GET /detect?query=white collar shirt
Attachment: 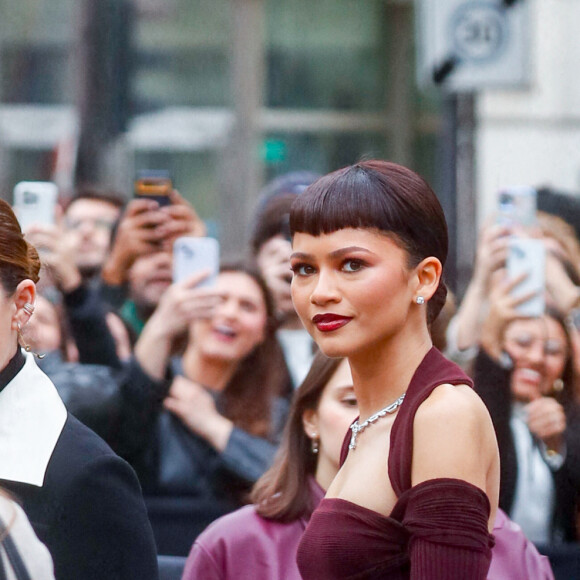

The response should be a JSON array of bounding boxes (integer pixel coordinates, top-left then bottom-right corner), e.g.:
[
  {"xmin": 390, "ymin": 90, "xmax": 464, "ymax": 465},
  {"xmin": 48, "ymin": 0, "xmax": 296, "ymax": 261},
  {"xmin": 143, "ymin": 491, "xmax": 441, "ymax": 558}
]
[
  {"xmin": 0, "ymin": 350, "xmax": 67, "ymax": 487},
  {"xmin": 509, "ymin": 403, "xmax": 555, "ymax": 544}
]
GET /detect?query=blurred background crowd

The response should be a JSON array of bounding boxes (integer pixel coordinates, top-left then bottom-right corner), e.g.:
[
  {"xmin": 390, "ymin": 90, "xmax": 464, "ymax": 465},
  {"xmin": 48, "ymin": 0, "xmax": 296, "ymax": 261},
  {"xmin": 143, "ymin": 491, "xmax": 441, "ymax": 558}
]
[{"xmin": 2, "ymin": 1, "xmax": 580, "ymax": 579}]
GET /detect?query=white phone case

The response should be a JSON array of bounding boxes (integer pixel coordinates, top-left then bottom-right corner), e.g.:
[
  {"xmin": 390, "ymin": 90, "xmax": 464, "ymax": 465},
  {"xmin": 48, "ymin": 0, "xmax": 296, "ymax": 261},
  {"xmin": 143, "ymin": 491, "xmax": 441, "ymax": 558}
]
[
  {"xmin": 13, "ymin": 181, "xmax": 58, "ymax": 231},
  {"xmin": 173, "ymin": 237, "xmax": 219, "ymax": 287},
  {"xmin": 507, "ymin": 237, "xmax": 545, "ymax": 317}
]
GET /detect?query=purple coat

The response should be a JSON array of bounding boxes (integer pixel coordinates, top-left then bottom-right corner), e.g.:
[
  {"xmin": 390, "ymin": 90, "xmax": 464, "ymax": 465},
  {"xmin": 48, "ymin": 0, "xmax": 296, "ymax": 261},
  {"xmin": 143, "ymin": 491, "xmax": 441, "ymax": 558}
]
[
  {"xmin": 488, "ymin": 509, "xmax": 554, "ymax": 580},
  {"xmin": 183, "ymin": 485, "xmax": 552, "ymax": 580},
  {"xmin": 183, "ymin": 481, "xmax": 324, "ymax": 580}
]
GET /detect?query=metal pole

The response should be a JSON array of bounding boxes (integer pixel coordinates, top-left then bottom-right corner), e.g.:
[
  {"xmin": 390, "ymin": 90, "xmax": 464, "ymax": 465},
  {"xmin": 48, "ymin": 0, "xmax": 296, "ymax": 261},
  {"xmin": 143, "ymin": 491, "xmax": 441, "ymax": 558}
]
[
  {"xmin": 220, "ymin": 0, "xmax": 265, "ymax": 258},
  {"xmin": 454, "ymin": 92, "xmax": 477, "ymax": 300},
  {"xmin": 435, "ymin": 93, "xmax": 458, "ymax": 295},
  {"xmin": 435, "ymin": 91, "xmax": 477, "ymax": 301},
  {"xmin": 75, "ymin": 0, "xmax": 132, "ymax": 187},
  {"xmin": 388, "ymin": 2, "xmax": 413, "ymax": 167}
]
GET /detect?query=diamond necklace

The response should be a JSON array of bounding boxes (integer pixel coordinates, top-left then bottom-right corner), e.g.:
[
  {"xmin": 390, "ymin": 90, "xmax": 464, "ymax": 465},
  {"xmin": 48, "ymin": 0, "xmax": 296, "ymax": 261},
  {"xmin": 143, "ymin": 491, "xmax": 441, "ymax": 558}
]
[{"xmin": 349, "ymin": 393, "xmax": 406, "ymax": 450}]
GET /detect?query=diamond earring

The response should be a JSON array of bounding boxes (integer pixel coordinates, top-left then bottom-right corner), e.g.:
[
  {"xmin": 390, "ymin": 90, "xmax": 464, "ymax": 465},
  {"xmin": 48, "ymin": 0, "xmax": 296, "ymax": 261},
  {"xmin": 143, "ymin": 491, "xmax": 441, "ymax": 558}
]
[
  {"xmin": 311, "ymin": 437, "xmax": 319, "ymax": 454},
  {"xmin": 415, "ymin": 296, "xmax": 425, "ymax": 305}
]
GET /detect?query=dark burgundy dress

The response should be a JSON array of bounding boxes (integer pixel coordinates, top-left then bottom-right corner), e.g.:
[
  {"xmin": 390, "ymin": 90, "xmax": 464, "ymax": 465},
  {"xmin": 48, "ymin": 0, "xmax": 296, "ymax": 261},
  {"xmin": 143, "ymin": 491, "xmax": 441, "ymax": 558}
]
[{"xmin": 296, "ymin": 347, "xmax": 494, "ymax": 579}]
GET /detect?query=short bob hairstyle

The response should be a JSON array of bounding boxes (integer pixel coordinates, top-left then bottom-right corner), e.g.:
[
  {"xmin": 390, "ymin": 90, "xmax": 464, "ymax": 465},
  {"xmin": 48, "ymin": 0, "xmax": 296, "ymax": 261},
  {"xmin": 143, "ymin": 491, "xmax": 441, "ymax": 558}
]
[{"xmin": 290, "ymin": 160, "xmax": 448, "ymax": 324}]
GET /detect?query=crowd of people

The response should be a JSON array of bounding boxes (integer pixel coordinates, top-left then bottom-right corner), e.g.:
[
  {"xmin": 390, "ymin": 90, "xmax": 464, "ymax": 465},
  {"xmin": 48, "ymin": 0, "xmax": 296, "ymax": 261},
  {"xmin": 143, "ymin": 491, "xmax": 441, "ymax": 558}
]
[{"xmin": 0, "ymin": 160, "xmax": 578, "ymax": 579}]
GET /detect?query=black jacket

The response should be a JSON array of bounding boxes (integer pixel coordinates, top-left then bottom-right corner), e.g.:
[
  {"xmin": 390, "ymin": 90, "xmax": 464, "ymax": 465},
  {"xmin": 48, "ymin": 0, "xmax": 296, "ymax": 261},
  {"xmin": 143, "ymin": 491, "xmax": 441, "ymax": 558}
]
[
  {"xmin": 0, "ymin": 350, "xmax": 158, "ymax": 580},
  {"xmin": 112, "ymin": 357, "xmax": 289, "ymax": 554},
  {"xmin": 3, "ymin": 414, "xmax": 159, "ymax": 580}
]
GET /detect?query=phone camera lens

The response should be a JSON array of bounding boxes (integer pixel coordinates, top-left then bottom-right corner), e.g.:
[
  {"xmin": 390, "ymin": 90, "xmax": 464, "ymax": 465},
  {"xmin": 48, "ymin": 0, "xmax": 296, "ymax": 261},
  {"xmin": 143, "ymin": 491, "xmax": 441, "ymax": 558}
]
[{"xmin": 499, "ymin": 192, "xmax": 513, "ymax": 206}]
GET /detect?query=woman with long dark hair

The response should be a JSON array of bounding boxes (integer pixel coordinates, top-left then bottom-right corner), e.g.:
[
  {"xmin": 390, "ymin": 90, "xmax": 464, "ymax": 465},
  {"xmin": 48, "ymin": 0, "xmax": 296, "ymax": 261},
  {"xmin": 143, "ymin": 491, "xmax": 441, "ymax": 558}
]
[
  {"xmin": 289, "ymin": 160, "xmax": 500, "ymax": 579},
  {"xmin": 474, "ymin": 275, "xmax": 580, "ymax": 544},
  {"xmin": 115, "ymin": 261, "xmax": 291, "ymax": 553}
]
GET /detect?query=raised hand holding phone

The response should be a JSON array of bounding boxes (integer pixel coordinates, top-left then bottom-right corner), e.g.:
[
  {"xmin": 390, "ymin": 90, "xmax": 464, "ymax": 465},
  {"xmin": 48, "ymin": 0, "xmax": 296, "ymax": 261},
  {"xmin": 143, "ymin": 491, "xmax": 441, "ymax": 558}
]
[
  {"xmin": 158, "ymin": 189, "xmax": 207, "ymax": 248},
  {"xmin": 480, "ymin": 268, "xmax": 537, "ymax": 361},
  {"xmin": 136, "ymin": 241, "xmax": 223, "ymax": 381}
]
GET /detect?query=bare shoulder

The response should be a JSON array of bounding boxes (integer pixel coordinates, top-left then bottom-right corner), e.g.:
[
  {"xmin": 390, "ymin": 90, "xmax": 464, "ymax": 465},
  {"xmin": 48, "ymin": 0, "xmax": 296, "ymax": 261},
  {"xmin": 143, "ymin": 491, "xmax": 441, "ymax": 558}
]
[
  {"xmin": 415, "ymin": 383, "xmax": 491, "ymax": 432},
  {"xmin": 412, "ymin": 384, "xmax": 496, "ymax": 488}
]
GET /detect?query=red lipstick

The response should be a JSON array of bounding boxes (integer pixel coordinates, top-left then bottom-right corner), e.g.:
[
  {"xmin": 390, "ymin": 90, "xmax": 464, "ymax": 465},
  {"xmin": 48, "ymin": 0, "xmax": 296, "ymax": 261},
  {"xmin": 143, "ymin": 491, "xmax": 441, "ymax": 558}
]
[{"xmin": 312, "ymin": 313, "xmax": 352, "ymax": 332}]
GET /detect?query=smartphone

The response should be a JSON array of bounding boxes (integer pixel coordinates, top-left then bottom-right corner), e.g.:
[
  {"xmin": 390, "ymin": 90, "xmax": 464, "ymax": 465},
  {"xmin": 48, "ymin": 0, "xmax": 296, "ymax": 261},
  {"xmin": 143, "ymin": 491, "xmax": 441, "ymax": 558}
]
[
  {"xmin": 173, "ymin": 236, "xmax": 219, "ymax": 287},
  {"xmin": 13, "ymin": 181, "xmax": 58, "ymax": 231},
  {"xmin": 507, "ymin": 237, "xmax": 545, "ymax": 317},
  {"xmin": 134, "ymin": 170, "xmax": 172, "ymax": 207},
  {"xmin": 496, "ymin": 186, "xmax": 537, "ymax": 228}
]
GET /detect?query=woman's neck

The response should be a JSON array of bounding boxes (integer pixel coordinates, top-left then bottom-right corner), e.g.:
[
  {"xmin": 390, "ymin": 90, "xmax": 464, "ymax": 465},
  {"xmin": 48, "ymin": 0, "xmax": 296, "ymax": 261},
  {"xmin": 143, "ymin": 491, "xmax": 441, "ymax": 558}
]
[
  {"xmin": 0, "ymin": 341, "xmax": 18, "ymax": 375},
  {"xmin": 314, "ymin": 455, "xmax": 338, "ymax": 492},
  {"xmin": 181, "ymin": 347, "xmax": 237, "ymax": 392},
  {"xmin": 349, "ymin": 323, "xmax": 433, "ymax": 421}
]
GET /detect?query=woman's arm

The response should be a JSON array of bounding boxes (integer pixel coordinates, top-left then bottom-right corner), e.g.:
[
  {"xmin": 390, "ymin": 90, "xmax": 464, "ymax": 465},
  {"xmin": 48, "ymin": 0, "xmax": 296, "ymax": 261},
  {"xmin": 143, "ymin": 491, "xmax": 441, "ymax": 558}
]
[
  {"xmin": 25, "ymin": 220, "xmax": 123, "ymax": 368},
  {"xmin": 101, "ymin": 191, "xmax": 207, "ymax": 288},
  {"xmin": 135, "ymin": 272, "xmax": 224, "ymax": 380},
  {"xmin": 412, "ymin": 384, "xmax": 498, "ymax": 503},
  {"xmin": 63, "ymin": 283, "xmax": 122, "ymax": 368},
  {"xmin": 100, "ymin": 198, "xmax": 170, "ymax": 289},
  {"xmin": 113, "ymin": 277, "xmax": 211, "ymax": 465},
  {"xmin": 163, "ymin": 377, "xmax": 285, "ymax": 483},
  {"xmin": 474, "ymin": 265, "xmax": 528, "ymax": 434},
  {"xmin": 405, "ymin": 385, "xmax": 499, "ymax": 579},
  {"xmin": 218, "ymin": 428, "xmax": 279, "ymax": 483},
  {"xmin": 163, "ymin": 376, "xmax": 234, "ymax": 452},
  {"xmin": 113, "ymin": 356, "xmax": 171, "ymax": 461},
  {"xmin": 453, "ymin": 223, "xmax": 510, "ymax": 352}
]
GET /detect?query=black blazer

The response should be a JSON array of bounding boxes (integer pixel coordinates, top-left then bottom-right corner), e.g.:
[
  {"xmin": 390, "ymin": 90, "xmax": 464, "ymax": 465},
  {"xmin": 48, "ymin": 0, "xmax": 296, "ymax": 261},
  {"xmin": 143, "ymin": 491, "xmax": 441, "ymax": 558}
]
[{"xmin": 2, "ymin": 414, "xmax": 159, "ymax": 580}]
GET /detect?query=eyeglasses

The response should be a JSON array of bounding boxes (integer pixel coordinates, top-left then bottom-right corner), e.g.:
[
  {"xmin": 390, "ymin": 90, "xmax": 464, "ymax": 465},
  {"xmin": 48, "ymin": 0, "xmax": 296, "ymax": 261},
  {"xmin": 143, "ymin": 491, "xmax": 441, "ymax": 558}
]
[
  {"xmin": 65, "ymin": 217, "xmax": 116, "ymax": 232},
  {"xmin": 504, "ymin": 332, "xmax": 566, "ymax": 356}
]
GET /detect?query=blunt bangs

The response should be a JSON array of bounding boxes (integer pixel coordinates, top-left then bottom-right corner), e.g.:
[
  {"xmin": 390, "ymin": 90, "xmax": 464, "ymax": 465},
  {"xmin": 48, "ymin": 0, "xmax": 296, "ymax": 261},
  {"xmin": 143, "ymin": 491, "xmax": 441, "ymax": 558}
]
[{"xmin": 289, "ymin": 162, "xmax": 448, "ymax": 268}]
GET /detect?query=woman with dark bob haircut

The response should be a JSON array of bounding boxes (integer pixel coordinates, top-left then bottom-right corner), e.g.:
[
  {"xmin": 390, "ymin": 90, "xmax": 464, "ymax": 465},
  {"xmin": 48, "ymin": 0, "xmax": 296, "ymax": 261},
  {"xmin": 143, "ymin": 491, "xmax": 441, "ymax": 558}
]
[{"xmin": 289, "ymin": 160, "xmax": 500, "ymax": 579}]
